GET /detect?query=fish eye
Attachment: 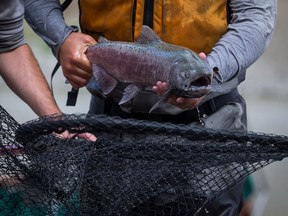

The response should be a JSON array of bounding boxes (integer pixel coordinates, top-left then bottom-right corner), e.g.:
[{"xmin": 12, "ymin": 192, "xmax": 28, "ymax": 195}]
[{"xmin": 181, "ymin": 72, "xmax": 189, "ymax": 78}]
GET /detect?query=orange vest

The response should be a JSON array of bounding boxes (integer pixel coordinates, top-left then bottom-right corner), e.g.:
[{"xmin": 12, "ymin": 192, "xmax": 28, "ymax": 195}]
[{"xmin": 79, "ymin": 0, "xmax": 228, "ymax": 54}]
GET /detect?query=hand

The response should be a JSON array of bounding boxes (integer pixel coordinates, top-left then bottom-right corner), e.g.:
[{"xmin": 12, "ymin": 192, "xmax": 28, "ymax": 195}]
[
  {"xmin": 54, "ymin": 130, "xmax": 97, "ymax": 142},
  {"xmin": 152, "ymin": 81, "xmax": 204, "ymax": 110},
  {"xmin": 152, "ymin": 52, "xmax": 207, "ymax": 110},
  {"xmin": 59, "ymin": 32, "xmax": 97, "ymax": 89}
]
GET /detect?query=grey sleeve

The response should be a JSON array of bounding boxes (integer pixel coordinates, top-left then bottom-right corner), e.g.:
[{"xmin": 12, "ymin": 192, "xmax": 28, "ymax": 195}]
[
  {"xmin": 0, "ymin": 0, "xmax": 26, "ymax": 53},
  {"xmin": 24, "ymin": 0, "xmax": 74, "ymax": 59},
  {"xmin": 206, "ymin": 0, "xmax": 277, "ymax": 83}
]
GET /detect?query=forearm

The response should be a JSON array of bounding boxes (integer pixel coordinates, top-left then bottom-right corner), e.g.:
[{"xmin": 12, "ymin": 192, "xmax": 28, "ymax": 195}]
[
  {"xmin": 0, "ymin": 45, "xmax": 61, "ymax": 117},
  {"xmin": 207, "ymin": 0, "xmax": 277, "ymax": 82},
  {"xmin": 24, "ymin": 0, "xmax": 74, "ymax": 59}
]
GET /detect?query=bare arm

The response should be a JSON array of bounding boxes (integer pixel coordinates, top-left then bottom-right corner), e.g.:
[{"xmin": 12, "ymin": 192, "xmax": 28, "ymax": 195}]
[
  {"xmin": 0, "ymin": 44, "xmax": 61, "ymax": 116},
  {"xmin": 0, "ymin": 1, "xmax": 96, "ymax": 141},
  {"xmin": 0, "ymin": 44, "xmax": 97, "ymax": 140},
  {"xmin": 0, "ymin": 1, "xmax": 60, "ymax": 116}
]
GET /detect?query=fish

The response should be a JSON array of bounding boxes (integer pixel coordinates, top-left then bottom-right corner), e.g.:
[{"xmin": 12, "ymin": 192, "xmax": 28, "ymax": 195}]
[{"xmin": 85, "ymin": 25, "xmax": 213, "ymax": 113}]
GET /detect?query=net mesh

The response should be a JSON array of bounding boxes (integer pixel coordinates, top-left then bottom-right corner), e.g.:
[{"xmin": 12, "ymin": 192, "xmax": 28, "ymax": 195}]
[{"xmin": 1, "ymin": 105, "xmax": 288, "ymax": 215}]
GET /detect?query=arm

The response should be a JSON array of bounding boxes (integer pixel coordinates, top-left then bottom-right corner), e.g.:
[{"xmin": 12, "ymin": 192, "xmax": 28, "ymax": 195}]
[
  {"xmin": 0, "ymin": 1, "xmax": 60, "ymax": 116},
  {"xmin": 0, "ymin": 45, "xmax": 61, "ymax": 117},
  {"xmin": 207, "ymin": 0, "xmax": 277, "ymax": 82},
  {"xmin": 24, "ymin": 0, "xmax": 74, "ymax": 59},
  {"xmin": 155, "ymin": 0, "xmax": 277, "ymax": 110},
  {"xmin": 0, "ymin": 45, "xmax": 97, "ymax": 141},
  {"xmin": 24, "ymin": 0, "xmax": 96, "ymax": 89},
  {"xmin": 0, "ymin": 1, "xmax": 96, "ymax": 141}
]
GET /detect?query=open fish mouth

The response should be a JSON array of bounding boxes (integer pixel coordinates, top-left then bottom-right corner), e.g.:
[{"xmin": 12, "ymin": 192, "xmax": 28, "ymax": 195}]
[
  {"xmin": 181, "ymin": 75, "xmax": 212, "ymax": 97},
  {"xmin": 190, "ymin": 74, "xmax": 212, "ymax": 87}
]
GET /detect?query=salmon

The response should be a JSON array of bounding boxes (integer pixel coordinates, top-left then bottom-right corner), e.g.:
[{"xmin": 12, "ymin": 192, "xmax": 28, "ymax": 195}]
[{"xmin": 85, "ymin": 25, "xmax": 212, "ymax": 113}]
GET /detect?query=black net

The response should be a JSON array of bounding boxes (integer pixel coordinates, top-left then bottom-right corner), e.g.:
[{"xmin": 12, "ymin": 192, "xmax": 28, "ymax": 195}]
[{"xmin": 1, "ymin": 105, "xmax": 288, "ymax": 215}]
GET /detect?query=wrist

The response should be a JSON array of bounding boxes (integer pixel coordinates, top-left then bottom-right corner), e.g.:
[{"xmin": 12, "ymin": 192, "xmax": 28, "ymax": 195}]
[{"xmin": 54, "ymin": 26, "xmax": 78, "ymax": 61}]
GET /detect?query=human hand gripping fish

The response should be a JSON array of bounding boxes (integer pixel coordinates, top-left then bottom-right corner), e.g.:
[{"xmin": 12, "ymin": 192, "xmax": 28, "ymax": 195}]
[{"xmin": 85, "ymin": 25, "xmax": 213, "ymax": 113}]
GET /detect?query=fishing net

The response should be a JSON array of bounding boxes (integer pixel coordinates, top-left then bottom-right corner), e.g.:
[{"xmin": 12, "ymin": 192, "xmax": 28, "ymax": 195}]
[{"xmin": 1, "ymin": 105, "xmax": 288, "ymax": 216}]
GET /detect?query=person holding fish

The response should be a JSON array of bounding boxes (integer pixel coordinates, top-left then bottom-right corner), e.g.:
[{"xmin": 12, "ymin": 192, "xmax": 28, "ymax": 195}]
[{"xmin": 24, "ymin": 0, "xmax": 277, "ymax": 215}]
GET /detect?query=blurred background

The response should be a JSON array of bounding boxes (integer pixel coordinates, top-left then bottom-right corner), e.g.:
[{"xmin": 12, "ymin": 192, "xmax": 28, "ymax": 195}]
[{"xmin": 0, "ymin": 1, "xmax": 287, "ymax": 215}]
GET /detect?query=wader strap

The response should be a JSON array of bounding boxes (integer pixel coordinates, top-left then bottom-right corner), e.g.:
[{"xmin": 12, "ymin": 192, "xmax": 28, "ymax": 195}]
[
  {"xmin": 50, "ymin": 62, "xmax": 61, "ymax": 97},
  {"xmin": 143, "ymin": 0, "xmax": 154, "ymax": 28},
  {"xmin": 50, "ymin": 0, "xmax": 78, "ymax": 106},
  {"xmin": 50, "ymin": 25, "xmax": 79, "ymax": 106},
  {"xmin": 226, "ymin": 0, "xmax": 232, "ymax": 24},
  {"xmin": 50, "ymin": 60, "xmax": 80, "ymax": 106},
  {"xmin": 61, "ymin": 0, "xmax": 73, "ymax": 11}
]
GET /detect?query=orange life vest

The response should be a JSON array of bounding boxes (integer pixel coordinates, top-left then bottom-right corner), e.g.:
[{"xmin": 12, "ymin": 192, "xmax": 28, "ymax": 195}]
[{"xmin": 79, "ymin": 0, "xmax": 228, "ymax": 55}]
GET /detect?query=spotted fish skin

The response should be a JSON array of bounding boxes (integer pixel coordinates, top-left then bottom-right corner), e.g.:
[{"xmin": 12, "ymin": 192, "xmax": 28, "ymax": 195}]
[{"xmin": 85, "ymin": 25, "xmax": 212, "ymax": 112}]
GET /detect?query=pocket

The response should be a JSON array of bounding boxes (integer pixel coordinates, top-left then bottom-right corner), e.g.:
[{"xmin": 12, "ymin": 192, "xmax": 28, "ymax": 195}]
[{"xmin": 190, "ymin": 103, "xmax": 246, "ymax": 131}]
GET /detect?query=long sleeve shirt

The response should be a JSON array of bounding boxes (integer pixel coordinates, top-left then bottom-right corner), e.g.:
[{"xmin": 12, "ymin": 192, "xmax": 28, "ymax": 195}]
[{"xmin": 24, "ymin": 0, "xmax": 74, "ymax": 58}]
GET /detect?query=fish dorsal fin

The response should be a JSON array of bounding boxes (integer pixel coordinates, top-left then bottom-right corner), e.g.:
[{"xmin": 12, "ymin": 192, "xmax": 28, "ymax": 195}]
[
  {"xmin": 92, "ymin": 64, "xmax": 117, "ymax": 95},
  {"xmin": 136, "ymin": 25, "xmax": 161, "ymax": 44},
  {"xmin": 98, "ymin": 36, "xmax": 109, "ymax": 43}
]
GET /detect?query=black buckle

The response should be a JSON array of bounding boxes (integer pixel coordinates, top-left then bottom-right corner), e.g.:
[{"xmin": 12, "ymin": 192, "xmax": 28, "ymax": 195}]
[{"xmin": 66, "ymin": 88, "xmax": 79, "ymax": 106}]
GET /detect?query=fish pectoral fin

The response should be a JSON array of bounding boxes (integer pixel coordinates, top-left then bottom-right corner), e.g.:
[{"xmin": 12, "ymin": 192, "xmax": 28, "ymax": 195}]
[
  {"xmin": 119, "ymin": 84, "xmax": 142, "ymax": 105},
  {"xmin": 86, "ymin": 76, "xmax": 106, "ymax": 98},
  {"xmin": 149, "ymin": 89, "xmax": 175, "ymax": 113},
  {"xmin": 92, "ymin": 64, "xmax": 117, "ymax": 95}
]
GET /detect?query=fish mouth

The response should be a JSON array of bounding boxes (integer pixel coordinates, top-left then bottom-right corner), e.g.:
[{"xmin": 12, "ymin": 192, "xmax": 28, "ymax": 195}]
[
  {"xmin": 190, "ymin": 75, "xmax": 211, "ymax": 87},
  {"xmin": 183, "ymin": 86, "xmax": 211, "ymax": 98},
  {"xmin": 181, "ymin": 74, "xmax": 212, "ymax": 98}
]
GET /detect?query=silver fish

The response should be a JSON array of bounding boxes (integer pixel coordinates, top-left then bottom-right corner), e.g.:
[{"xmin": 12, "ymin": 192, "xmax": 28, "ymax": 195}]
[{"xmin": 85, "ymin": 25, "xmax": 212, "ymax": 113}]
